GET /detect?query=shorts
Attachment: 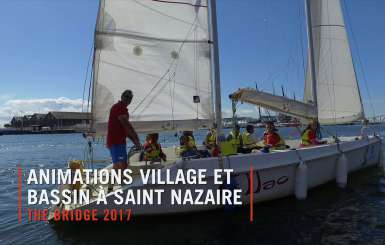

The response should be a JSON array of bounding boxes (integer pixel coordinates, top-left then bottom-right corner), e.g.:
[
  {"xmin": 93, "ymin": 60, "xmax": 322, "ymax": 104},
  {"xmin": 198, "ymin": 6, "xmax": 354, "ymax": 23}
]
[{"xmin": 110, "ymin": 144, "xmax": 127, "ymax": 164}]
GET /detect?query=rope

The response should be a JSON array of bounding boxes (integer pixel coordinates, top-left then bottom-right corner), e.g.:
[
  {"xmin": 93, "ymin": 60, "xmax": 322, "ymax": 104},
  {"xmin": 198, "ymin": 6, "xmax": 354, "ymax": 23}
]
[
  {"xmin": 81, "ymin": 45, "xmax": 94, "ymax": 112},
  {"xmin": 86, "ymin": 68, "xmax": 93, "ymax": 114},
  {"xmin": 132, "ymin": 14, "xmax": 201, "ymax": 117}
]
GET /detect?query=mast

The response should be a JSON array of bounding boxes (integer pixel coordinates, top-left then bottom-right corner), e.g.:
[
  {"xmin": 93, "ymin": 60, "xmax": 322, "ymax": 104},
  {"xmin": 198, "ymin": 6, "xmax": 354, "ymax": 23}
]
[
  {"xmin": 305, "ymin": 0, "xmax": 318, "ymax": 109},
  {"xmin": 209, "ymin": 0, "xmax": 223, "ymax": 139}
]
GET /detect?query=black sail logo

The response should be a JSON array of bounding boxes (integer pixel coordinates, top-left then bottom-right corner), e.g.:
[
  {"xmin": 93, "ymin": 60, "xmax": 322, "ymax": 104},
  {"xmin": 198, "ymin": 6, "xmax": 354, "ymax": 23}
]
[{"xmin": 245, "ymin": 171, "xmax": 289, "ymax": 195}]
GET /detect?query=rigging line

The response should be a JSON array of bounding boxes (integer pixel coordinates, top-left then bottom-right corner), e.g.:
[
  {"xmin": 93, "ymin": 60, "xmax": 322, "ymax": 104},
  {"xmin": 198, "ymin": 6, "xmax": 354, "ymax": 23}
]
[
  {"xmin": 168, "ymin": 70, "xmax": 175, "ymax": 126},
  {"xmin": 136, "ymin": 71, "xmax": 177, "ymax": 117},
  {"xmin": 167, "ymin": 63, "xmax": 177, "ymax": 126},
  {"xmin": 138, "ymin": 54, "xmax": 213, "ymax": 118},
  {"xmin": 167, "ymin": 63, "xmax": 174, "ymax": 125},
  {"xmin": 82, "ymin": 45, "xmax": 94, "ymax": 112},
  {"xmin": 87, "ymin": 63, "xmax": 94, "ymax": 113},
  {"xmin": 165, "ymin": 16, "xmax": 201, "ymax": 122},
  {"xmin": 132, "ymin": 20, "xmax": 198, "ymax": 114},
  {"xmin": 133, "ymin": 0, "xmax": 208, "ymax": 32},
  {"xmin": 133, "ymin": 14, "xmax": 200, "ymax": 115},
  {"xmin": 342, "ymin": 0, "xmax": 376, "ymax": 118},
  {"xmin": 135, "ymin": 58, "xmax": 180, "ymax": 116},
  {"xmin": 151, "ymin": 0, "xmax": 207, "ymax": 8},
  {"xmin": 297, "ymin": 0, "xmax": 306, "ymax": 91},
  {"xmin": 100, "ymin": 60, "xmax": 209, "ymax": 92}
]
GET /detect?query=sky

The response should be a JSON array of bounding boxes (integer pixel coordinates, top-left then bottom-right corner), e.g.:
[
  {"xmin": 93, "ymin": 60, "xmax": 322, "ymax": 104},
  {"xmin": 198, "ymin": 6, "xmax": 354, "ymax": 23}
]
[{"xmin": 0, "ymin": 0, "xmax": 384, "ymax": 127}]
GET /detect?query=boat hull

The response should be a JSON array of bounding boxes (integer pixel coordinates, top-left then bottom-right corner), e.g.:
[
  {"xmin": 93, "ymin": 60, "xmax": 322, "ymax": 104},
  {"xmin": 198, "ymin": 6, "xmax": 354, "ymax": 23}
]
[{"xmin": 49, "ymin": 136, "xmax": 382, "ymax": 219}]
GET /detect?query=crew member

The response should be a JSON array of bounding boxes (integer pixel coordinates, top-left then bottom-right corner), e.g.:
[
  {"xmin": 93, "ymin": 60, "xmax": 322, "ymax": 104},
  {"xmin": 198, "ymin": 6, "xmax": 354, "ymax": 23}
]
[
  {"xmin": 143, "ymin": 133, "xmax": 167, "ymax": 162},
  {"xmin": 300, "ymin": 119, "xmax": 326, "ymax": 147},
  {"xmin": 204, "ymin": 123, "xmax": 217, "ymax": 150},
  {"xmin": 263, "ymin": 121, "xmax": 286, "ymax": 149},
  {"xmin": 241, "ymin": 124, "xmax": 259, "ymax": 151},
  {"xmin": 180, "ymin": 131, "xmax": 210, "ymax": 158},
  {"xmin": 227, "ymin": 124, "xmax": 242, "ymax": 153},
  {"xmin": 180, "ymin": 131, "xmax": 198, "ymax": 158},
  {"xmin": 106, "ymin": 90, "xmax": 141, "ymax": 191}
]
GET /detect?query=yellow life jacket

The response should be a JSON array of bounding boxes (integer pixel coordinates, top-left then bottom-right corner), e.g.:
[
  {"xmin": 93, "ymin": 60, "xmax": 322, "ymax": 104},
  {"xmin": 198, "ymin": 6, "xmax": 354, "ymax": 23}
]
[
  {"xmin": 229, "ymin": 130, "xmax": 241, "ymax": 147},
  {"xmin": 180, "ymin": 136, "xmax": 196, "ymax": 153},
  {"xmin": 278, "ymin": 134, "xmax": 285, "ymax": 145},
  {"xmin": 144, "ymin": 143, "xmax": 161, "ymax": 160},
  {"xmin": 221, "ymin": 130, "xmax": 241, "ymax": 155},
  {"xmin": 207, "ymin": 129, "xmax": 217, "ymax": 145},
  {"xmin": 220, "ymin": 141, "xmax": 238, "ymax": 156},
  {"xmin": 301, "ymin": 129, "xmax": 312, "ymax": 146},
  {"xmin": 68, "ymin": 160, "xmax": 84, "ymax": 190},
  {"xmin": 241, "ymin": 132, "xmax": 256, "ymax": 147}
]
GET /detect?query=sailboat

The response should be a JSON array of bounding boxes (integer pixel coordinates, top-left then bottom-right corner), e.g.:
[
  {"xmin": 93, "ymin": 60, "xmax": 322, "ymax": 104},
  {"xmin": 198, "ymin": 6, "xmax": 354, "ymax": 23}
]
[{"xmin": 49, "ymin": 0, "xmax": 382, "ymax": 219}]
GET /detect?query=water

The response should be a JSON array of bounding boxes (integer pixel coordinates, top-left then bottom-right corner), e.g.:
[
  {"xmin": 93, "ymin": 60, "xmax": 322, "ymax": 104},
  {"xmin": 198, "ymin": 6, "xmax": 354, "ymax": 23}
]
[{"xmin": 0, "ymin": 125, "xmax": 385, "ymax": 245}]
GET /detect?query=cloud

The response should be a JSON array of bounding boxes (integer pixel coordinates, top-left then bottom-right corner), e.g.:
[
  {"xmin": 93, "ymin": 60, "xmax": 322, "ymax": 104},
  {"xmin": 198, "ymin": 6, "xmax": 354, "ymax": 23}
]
[
  {"xmin": 0, "ymin": 97, "xmax": 87, "ymax": 127},
  {"xmin": 0, "ymin": 94, "xmax": 14, "ymax": 102}
]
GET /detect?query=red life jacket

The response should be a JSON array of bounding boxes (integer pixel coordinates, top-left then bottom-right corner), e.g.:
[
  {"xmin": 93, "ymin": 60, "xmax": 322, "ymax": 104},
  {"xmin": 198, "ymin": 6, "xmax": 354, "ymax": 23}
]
[{"xmin": 264, "ymin": 132, "xmax": 282, "ymax": 147}]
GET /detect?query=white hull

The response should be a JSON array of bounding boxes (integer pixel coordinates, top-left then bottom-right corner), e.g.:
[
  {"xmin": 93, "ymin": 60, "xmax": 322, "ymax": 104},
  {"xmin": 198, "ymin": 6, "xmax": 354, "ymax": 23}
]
[{"xmin": 50, "ymin": 136, "xmax": 382, "ymax": 219}]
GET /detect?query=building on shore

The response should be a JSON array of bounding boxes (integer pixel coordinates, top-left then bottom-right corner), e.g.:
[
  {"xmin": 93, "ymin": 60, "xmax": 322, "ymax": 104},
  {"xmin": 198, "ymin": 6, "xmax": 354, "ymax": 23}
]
[
  {"xmin": 44, "ymin": 112, "xmax": 90, "ymax": 130},
  {"xmin": 8, "ymin": 112, "xmax": 90, "ymax": 131}
]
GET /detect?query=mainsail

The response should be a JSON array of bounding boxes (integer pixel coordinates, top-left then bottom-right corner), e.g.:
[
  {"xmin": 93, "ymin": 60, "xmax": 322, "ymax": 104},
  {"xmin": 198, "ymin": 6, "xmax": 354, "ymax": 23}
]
[
  {"xmin": 92, "ymin": 0, "xmax": 214, "ymax": 135},
  {"xmin": 304, "ymin": 0, "xmax": 364, "ymax": 124}
]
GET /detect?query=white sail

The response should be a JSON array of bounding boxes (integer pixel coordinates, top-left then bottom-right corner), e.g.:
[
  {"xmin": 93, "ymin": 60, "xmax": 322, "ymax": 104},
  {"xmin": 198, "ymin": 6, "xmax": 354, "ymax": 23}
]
[
  {"xmin": 231, "ymin": 89, "xmax": 317, "ymax": 121},
  {"xmin": 305, "ymin": 0, "xmax": 364, "ymax": 124},
  {"xmin": 92, "ymin": 0, "xmax": 214, "ymax": 135}
]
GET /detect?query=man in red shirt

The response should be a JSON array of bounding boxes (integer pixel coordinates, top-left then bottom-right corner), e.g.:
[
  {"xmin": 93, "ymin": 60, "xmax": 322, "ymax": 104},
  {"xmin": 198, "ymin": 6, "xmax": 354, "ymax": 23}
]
[{"xmin": 107, "ymin": 90, "xmax": 140, "ymax": 172}]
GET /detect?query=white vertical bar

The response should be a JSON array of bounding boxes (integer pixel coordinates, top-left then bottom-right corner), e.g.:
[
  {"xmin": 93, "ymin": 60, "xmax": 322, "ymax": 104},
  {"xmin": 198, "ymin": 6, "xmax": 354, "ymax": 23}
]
[{"xmin": 209, "ymin": 0, "xmax": 223, "ymax": 140}]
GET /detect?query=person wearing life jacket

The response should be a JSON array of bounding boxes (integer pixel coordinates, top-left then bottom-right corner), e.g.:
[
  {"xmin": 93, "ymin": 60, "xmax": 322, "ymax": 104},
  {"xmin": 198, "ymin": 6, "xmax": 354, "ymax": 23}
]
[
  {"xmin": 300, "ymin": 119, "xmax": 326, "ymax": 147},
  {"xmin": 204, "ymin": 123, "xmax": 217, "ymax": 150},
  {"xmin": 143, "ymin": 133, "xmax": 166, "ymax": 162},
  {"xmin": 263, "ymin": 121, "xmax": 286, "ymax": 149},
  {"xmin": 179, "ymin": 131, "xmax": 199, "ymax": 158},
  {"xmin": 226, "ymin": 124, "xmax": 243, "ymax": 153},
  {"xmin": 242, "ymin": 124, "xmax": 259, "ymax": 148}
]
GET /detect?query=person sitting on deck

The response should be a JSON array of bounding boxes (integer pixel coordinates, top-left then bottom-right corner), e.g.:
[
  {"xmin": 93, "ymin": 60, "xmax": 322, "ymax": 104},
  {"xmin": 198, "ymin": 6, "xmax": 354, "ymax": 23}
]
[
  {"xmin": 180, "ymin": 131, "xmax": 210, "ymax": 158},
  {"xmin": 360, "ymin": 119, "xmax": 374, "ymax": 139},
  {"xmin": 263, "ymin": 121, "xmax": 287, "ymax": 150},
  {"xmin": 226, "ymin": 124, "xmax": 243, "ymax": 153},
  {"xmin": 204, "ymin": 123, "xmax": 217, "ymax": 150},
  {"xmin": 143, "ymin": 133, "xmax": 167, "ymax": 162},
  {"xmin": 241, "ymin": 124, "xmax": 260, "ymax": 151},
  {"xmin": 300, "ymin": 120, "xmax": 326, "ymax": 147}
]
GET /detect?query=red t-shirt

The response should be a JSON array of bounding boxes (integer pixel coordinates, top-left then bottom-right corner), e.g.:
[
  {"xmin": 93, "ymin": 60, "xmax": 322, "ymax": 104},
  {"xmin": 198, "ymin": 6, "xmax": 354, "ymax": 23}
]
[{"xmin": 106, "ymin": 101, "xmax": 128, "ymax": 148}]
